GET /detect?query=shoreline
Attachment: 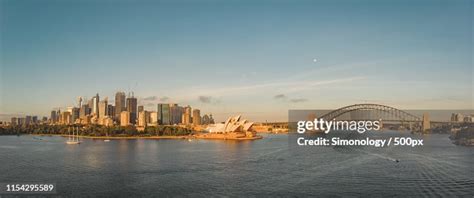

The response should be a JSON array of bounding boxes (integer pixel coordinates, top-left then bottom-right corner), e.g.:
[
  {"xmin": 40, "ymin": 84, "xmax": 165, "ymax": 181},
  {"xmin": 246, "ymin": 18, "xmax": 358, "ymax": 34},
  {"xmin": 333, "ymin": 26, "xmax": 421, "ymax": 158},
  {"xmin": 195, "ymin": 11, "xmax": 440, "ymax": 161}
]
[{"xmin": 28, "ymin": 134, "xmax": 263, "ymax": 141}]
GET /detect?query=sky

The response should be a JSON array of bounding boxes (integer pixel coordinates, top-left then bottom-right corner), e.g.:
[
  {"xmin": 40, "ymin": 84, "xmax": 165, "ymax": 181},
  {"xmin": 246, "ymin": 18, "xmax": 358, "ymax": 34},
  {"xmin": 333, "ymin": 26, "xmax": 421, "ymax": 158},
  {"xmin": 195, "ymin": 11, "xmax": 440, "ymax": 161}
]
[{"xmin": 0, "ymin": 0, "xmax": 472, "ymax": 122}]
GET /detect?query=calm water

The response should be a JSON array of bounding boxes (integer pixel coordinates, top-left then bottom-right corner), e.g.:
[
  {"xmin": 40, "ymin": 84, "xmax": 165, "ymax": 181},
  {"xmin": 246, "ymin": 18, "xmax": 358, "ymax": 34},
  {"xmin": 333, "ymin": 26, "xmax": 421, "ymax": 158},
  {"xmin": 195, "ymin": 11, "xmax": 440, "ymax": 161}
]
[{"xmin": 0, "ymin": 132, "xmax": 472, "ymax": 197}]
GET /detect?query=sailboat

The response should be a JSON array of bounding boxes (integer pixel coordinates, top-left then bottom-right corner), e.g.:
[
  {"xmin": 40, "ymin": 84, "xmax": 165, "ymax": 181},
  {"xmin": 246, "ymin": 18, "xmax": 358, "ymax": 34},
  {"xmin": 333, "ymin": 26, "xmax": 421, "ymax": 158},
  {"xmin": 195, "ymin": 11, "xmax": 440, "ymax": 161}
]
[{"xmin": 66, "ymin": 126, "xmax": 81, "ymax": 145}]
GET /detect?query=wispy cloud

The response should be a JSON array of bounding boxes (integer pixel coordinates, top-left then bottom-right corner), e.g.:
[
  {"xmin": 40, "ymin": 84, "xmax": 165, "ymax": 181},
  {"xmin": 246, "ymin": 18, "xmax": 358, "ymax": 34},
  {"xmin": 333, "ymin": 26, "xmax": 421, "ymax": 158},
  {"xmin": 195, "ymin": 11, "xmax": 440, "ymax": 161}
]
[
  {"xmin": 159, "ymin": 96, "xmax": 169, "ymax": 102},
  {"xmin": 198, "ymin": 96, "xmax": 220, "ymax": 104},
  {"xmin": 273, "ymin": 94, "xmax": 308, "ymax": 103},
  {"xmin": 174, "ymin": 77, "xmax": 365, "ymax": 101},
  {"xmin": 143, "ymin": 96, "xmax": 157, "ymax": 101},
  {"xmin": 274, "ymin": 94, "xmax": 287, "ymax": 99},
  {"xmin": 199, "ymin": 96, "xmax": 212, "ymax": 103},
  {"xmin": 290, "ymin": 98, "xmax": 308, "ymax": 103}
]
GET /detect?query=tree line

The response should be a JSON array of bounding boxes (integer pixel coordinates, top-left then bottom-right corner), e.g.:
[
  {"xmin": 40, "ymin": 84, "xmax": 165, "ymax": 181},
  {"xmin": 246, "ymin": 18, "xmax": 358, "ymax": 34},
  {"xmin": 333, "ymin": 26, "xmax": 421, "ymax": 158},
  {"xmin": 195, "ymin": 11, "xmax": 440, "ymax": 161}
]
[{"xmin": 0, "ymin": 124, "xmax": 192, "ymax": 137}]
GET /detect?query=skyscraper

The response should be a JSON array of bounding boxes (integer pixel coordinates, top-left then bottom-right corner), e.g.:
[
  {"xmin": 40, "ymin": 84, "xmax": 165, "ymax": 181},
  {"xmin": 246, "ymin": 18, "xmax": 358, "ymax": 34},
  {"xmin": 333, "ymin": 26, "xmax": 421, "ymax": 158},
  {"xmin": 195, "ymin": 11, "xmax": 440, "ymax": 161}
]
[
  {"xmin": 50, "ymin": 110, "xmax": 57, "ymax": 124},
  {"xmin": 120, "ymin": 111, "xmax": 130, "ymax": 127},
  {"xmin": 158, "ymin": 103, "xmax": 170, "ymax": 125},
  {"xmin": 170, "ymin": 104, "xmax": 183, "ymax": 125},
  {"xmin": 79, "ymin": 104, "xmax": 90, "ymax": 119},
  {"xmin": 92, "ymin": 93, "xmax": 100, "ymax": 116},
  {"xmin": 99, "ymin": 99, "xmax": 108, "ymax": 118},
  {"xmin": 126, "ymin": 94, "xmax": 138, "ymax": 124},
  {"xmin": 107, "ymin": 105, "xmax": 115, "ymax": 117},
  {"xmin": 202, "ymin": 114, "xmax": 210, "ymax": 125},
  {"xmin": 182, "ymin": 106, "xmax": 192, "ymax": 124},
  {"xmin": 138, "ymin": 111, "xmax": 147, "ymax": 127},
  {"xmin": 71, "ymin": 107, "xmax": 80, "ymax": 124},
  {"xmin": 193, "ymin": 109, "xmax": 201, "ymax": 125},
  {"xmin": 138, "ymin": 105, "xmax": 144, "ymax": 112},
  {"xmin": 115, "ymin": 92, "xmax": 126, "ymax": 121},
  {"xmin": 150, "ymin": 111, "xmax": 158, "ymax": 126}
]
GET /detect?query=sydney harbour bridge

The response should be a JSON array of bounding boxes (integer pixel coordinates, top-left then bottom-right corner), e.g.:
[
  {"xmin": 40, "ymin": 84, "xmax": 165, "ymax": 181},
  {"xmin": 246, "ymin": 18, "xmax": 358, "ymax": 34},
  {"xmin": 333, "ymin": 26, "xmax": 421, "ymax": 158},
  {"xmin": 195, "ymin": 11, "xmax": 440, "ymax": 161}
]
[{"xmin": 254, "ymin": 104, "xmax": 461, "ymax": 133}]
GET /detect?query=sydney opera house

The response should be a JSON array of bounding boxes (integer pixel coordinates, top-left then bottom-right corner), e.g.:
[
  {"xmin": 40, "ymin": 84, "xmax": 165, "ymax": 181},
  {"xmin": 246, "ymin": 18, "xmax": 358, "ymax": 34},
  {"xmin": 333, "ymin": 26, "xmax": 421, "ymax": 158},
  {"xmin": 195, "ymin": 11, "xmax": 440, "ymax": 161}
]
[{"xmin": 203, "ymin": 115, "xmax": 259, "ymax": 139}]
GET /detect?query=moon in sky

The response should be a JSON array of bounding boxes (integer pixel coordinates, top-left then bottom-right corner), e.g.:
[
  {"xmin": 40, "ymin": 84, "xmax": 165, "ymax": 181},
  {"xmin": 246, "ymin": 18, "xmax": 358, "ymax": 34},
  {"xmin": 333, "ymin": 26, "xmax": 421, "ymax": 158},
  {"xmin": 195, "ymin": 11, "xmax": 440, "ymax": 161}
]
[{"xmin": 313, "ymin": 58, "xmax": 318, "ymax": 62}]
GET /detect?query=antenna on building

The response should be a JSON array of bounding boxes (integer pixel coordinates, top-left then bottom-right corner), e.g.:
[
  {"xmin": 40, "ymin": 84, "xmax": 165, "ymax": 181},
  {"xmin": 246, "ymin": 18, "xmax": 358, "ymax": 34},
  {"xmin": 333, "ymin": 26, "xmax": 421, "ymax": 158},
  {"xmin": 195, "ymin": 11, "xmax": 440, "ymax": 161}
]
[{"xmin": 78, "ymin": 97, "xmax": 83, "ymax": 107}]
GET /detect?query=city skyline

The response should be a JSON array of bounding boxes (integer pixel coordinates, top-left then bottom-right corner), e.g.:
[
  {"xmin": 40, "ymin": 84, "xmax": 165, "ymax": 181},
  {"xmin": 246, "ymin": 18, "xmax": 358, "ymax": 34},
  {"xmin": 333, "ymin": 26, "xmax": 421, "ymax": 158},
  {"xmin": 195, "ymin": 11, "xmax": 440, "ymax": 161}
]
[{"xmin": 1, "ymin": 0, "xmax": 473, "ymax": 122}]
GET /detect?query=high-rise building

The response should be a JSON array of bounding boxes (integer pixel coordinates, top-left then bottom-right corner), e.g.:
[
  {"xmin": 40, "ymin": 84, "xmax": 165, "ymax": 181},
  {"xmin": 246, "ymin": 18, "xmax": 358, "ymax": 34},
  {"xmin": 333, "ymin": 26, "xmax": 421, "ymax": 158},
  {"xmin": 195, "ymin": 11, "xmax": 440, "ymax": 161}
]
[
  {"xmin": 50, "ymin": 110, "xmax": 57, "ymax": 124},
  {"xmin": 99, "ymin": 99, "xmax": 108, "ymax": 118},
  {"xmin": 202, "ymin": 114, "xmax": 210, "ymax": 125},
  {"xmin": 92, "ymin": 93, "xmax": 100, "ymax": 116},
  {"xmin": 18, "ymin": 118, "xmax": 26, "ymax": 126},
  {"xmin": 60, "ymin": 111, "xmax": 72, "ymax": 124},
  {"xmin": 170, "ymin": 104, "xmax": 183, "ymax": 125},
  {"xmin": 25, "ymin": 116, "xmax": 32, "ymax": 125},
  {"xmin": 149, "ymin": 111, "xmax": 158, "ymax": 126},
  {"xmin": 11, "ymin": 117, "xmax": 18, "ymax": 125},
  {"xmin": 193, "ymin": 109, "xmax": 201, "ymax": 125},
  {"xmin": 120, "ymin": 111, "xmax": 130, "ymax": 127},
  {"xmin": 126, "ymin": 95, "xmax": 138, "ymax": 124},
  {"xmin": 71, "ymin": 107, "xmax": 80, "ymax": 123},
  {"xmin": 107, "ymin": 105, "xmax": 115, "ymax": 117},
  {"xmin": 138, "ymin": 111, "xmax": 147, "ymax": 127},
  {"xmin": 115, "ymin": 92, "xmax": 126, "ymax": 121},
  {"xmin": 32, "ymin": 116, "xmax": 38, "ymax": 124},
  {"xmin": 451, "ymin": 113, "xmax": 465, "ymax": 122},
  {"xmin": 87, "ymin": 98, "xmax": 94, "ymax": 112},
  {"xmin": 158, "ymin": 103, "xmax": 170, "ymax": 125},
  {"xmin": 157, "ymin": 104, "xmax": 162, "ymax": 124},
  {"xmin": 80, "ymin": 104, "xmax": 91, "ymax": 119},
  {"xmin": 138, "ymin": 105, "xmax": 144, "ymax": 112},
  {"xmin": 183, "ymin": 106, "xmax": 192, "ymax": 124},
  {"xmin": 209, "ymin": 114, "xmax": 215, "ymax": 124},
  {"xmin": 78, "ymin": 97, "xmax": 83, "ymax": 107}
]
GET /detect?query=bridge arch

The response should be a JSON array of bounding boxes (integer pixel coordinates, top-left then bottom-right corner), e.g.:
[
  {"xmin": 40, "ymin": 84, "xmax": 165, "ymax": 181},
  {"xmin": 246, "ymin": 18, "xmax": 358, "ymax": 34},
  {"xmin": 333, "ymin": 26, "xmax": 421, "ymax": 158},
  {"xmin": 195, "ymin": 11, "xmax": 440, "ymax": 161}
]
[{"xmin": 318, "ymin": 104, "xmax": 420, "ymax": 122}]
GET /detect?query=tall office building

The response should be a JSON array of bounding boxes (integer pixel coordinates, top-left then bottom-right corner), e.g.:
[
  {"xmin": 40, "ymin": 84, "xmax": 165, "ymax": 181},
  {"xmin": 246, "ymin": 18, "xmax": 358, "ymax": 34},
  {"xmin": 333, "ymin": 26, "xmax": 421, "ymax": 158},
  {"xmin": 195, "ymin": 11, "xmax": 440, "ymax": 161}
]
[
  {"xmin": 202, "ymin": 114, "xmax": 210, "ymax": 125},
  {"xmin": 138, "ymin": 111, "xmax": 147, "ymax": 127},
  {"xmin": 50, "ymin": 110, "xmax": 57, "ymax": 124},
  {"xmin": 80, "ymin": 104, "xmax": 91, "ymax": 118},
  {"xmin": 92, "ymin": 93, "xmax": 100, "ymax": 115},
  {"xmin": 126, "ymin": 94, "xmax": 138, "ymax": 124},
  {"xmin": 183, "ymin": 106, "xmax": 192, "ymax": 124},
  {"xmin": 11, "ymin": 117, "xmax": 18, "ymax": 125},
  {"xmin": 158, "ymin": 103, "xmax": 170, "ymax": 125},
  {"xmin": 99, "ymin": 99, "xmax": 108, "ymax": 118},
  {"xmin": 157, "ymin": 104, "xmax": 163, "ymax": 124},
  {"xmin": 107, "ymin": 105, "xmax": 115, "ymax": 117},
  {"xmin": 209, "ymin": 114, "xmax": 215, "ymax": 124},
  {"xmin": 120, "ymin": 111, "xmax": 130, "ymax": 127},
  {"xmin": 60, "ymin": 111, "xmax": 72, "ymax": 124},
  {"xmin": 25, "ymin": 116, "xmax": 32, "ymax": 125},
  {"xmin": 71, "ymin": 107, "xmax": 80, "ymax": 123},
  {"xmin": 87, "ymin": 98, "xmax": 94, "ymax": 112},
  {"xmin": 78, "ymin": 97, "xmax": 83, "ymax": 107},
  {"xmin": 170, "ymin": 104, "xmax": 183, "ymax": 125},
  {"xmin": 115, "ymin": 92, "xmax": 126, "ymax": 121},
  {"xmin": 32, "ymin": 116, "xmax": 38, "ymax": 124},
  {"xmin": 192, "ymin": 109, "xmax": 201, "ymax": 125},
  {"xmin": 150, "ymin": 111, "xmax": 158, "ymax": 126}
]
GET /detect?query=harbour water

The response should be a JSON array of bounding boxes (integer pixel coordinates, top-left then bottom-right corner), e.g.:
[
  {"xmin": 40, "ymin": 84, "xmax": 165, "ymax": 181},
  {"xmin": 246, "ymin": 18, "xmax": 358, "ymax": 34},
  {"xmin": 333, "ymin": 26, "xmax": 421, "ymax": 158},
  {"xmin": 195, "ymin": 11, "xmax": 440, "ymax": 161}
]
[{"xmin": 0, "ymin": 132, "xmax": 472, "ymax": 196}]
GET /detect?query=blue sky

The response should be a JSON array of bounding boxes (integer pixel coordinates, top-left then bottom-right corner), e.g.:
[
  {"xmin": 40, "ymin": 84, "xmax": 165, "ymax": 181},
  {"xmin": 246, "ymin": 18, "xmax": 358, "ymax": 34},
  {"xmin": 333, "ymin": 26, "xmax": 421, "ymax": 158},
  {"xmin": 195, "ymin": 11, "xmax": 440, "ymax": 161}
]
[{"xmin": 0, "ymin": 0, "xmax": 472, "ymax": 122}]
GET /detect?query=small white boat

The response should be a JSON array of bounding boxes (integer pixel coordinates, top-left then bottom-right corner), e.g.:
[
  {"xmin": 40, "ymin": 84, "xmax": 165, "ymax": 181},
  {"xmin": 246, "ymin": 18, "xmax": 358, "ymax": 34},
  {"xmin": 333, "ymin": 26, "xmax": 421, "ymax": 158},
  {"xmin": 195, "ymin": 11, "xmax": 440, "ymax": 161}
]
[{"xmin": 104, "ymin": 139, "xmax": 110, "ymax": 142}]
